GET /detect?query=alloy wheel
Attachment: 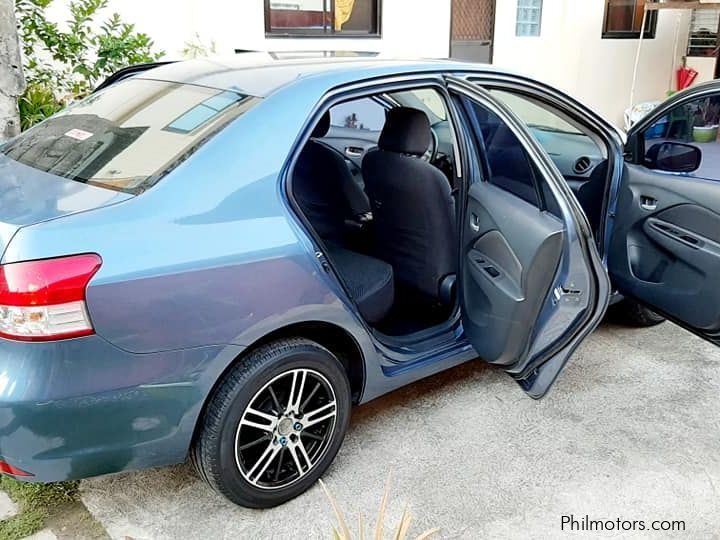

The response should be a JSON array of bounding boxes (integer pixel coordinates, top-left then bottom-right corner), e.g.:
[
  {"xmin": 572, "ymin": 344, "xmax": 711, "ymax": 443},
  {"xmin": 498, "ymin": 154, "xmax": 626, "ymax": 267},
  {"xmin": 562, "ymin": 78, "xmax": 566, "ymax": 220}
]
[{"xmin": 234, "ymin": 368, "xmax": 338, "ymax": 490}]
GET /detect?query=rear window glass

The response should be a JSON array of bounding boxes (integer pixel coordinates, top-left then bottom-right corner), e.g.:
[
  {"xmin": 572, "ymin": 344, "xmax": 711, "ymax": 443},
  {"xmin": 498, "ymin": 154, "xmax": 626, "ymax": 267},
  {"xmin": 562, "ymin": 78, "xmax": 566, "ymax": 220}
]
[{"xmin": 1, "ymin": 79, "xmax": 260, "ymax": 194}]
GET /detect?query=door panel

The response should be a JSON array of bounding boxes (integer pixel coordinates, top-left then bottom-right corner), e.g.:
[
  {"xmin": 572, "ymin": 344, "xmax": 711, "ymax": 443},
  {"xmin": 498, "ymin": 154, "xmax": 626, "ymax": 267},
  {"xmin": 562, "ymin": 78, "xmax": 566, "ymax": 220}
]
[
  {"xmin": 609, "ymin": 163, "xmax": 720, "ymax": 336},
  {"xmin": 448, "ymin": 76, "xmax": 610, "ymax": 399},
  {"xmin": 463, "ymin": 182, "xmax": 565, "ymax": 364}
]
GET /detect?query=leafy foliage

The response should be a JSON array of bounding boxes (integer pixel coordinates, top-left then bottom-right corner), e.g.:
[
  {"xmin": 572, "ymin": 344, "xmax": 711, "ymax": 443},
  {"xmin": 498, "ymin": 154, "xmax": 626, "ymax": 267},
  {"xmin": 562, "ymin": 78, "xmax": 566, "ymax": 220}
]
[
  {"xmin": 0, "ymin": 508, "xmax": 46, "ymax": 540},
  {"xmin": 18, "ymin": 84, "xmax": 65, "ymax": 130},
  {"xmin": 692, "ymin": 96, "xmax": 720, "ymax": 127},
  {"xmin": 15, "ymin": 0, "xmax": 164, "ymax": 100},
  {"xmin": 181, "ymin": 32, "xmax": 217, "ymax": 59}
]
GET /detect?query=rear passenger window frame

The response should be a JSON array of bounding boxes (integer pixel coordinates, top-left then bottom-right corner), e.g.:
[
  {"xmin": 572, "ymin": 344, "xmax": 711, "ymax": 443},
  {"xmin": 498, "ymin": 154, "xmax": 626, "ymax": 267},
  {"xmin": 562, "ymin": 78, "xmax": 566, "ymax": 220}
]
[
  {"xmin": 458, "ymin": 95, "xmax": 547, "ymax": 211},
  {"xmin": 328, "ymin": 96, "xmax": 388, "ymax": 132},
  {"xmin": 283, "ymin": 75, "xmax": 468, "ymax": 343},
  {"xmin": 285, "ymin": 76, "xmax": 465, "ymax": 227}
]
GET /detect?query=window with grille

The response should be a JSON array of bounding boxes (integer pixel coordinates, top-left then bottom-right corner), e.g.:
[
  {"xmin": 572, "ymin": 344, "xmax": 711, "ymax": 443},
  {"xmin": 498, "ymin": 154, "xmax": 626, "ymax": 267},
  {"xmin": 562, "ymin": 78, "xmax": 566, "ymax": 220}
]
[
  {"xmin": 602, "ymin": 0, "xmax": 657, "ymax": 39},
  {"xmin": 516, "ymin": 0, "xmax": 543, "ymax": 37},
  {"xmin": 688, "ymin": 9, "xmax": 720, "ymax": 57},
  {"xmin": 265, "ymin": 0, "xmax": 380, "ymax": 37}
]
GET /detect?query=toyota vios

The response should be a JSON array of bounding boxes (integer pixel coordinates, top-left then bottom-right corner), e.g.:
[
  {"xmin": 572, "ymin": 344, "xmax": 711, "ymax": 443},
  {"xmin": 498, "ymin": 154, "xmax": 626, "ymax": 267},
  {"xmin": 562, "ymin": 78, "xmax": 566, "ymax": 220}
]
[{"xmin": 1, "ymin": 55, "xmax": 718, "ymax": 508}]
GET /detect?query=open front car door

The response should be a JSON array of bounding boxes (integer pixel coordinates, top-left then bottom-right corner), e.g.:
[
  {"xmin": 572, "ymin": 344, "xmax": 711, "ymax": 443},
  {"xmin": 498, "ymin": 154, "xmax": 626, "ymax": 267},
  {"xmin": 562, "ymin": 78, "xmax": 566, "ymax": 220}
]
[
  {"xmin": 610, "ymin": 82, "xmax": 720, "ymax": 345},
  {"xmin": 446, "ymin": 77, "xmax": 610, "ymax": 398}
]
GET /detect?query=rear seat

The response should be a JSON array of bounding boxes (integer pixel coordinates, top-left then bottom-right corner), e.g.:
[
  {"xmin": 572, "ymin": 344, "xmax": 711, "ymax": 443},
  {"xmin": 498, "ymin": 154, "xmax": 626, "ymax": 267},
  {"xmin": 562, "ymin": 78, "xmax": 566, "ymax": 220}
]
[{"xmin": 325, "ymin": 245, "xmax": 394, "ymax": 324}]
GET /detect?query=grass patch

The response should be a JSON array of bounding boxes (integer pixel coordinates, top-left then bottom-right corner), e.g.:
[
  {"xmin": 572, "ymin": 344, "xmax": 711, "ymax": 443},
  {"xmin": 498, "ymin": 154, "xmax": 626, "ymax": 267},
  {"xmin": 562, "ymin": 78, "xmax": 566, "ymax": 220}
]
[
  {"xmin": 0, "ymin": 477, "xmax": 79, "ymax": 540},
  {"xmin": 0, "ymin": 477, "xmax": 78, "ymax": 509},
  {"xmin": 0, "ymin": 507, "xmax": 46, "ymax": 540}
]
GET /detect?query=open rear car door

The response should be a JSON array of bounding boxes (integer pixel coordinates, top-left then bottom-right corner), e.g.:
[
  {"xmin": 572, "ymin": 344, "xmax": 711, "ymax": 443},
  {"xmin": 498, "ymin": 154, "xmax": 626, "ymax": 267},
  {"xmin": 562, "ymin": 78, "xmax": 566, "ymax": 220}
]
[
  {"xmin": 446, "ymin": 77, "xmax": 610, "ymax": 398},
  {"xmin": 610, "ymin": 81, "xmax": 720, "ymax": 345}
]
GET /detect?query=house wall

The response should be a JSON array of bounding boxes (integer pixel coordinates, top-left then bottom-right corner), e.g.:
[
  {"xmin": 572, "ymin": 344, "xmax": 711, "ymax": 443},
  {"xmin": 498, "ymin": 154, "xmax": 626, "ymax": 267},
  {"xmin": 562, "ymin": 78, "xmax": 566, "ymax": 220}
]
[
  {"xmin": 43, "ymin": 0, "xmax": 702, "ymax": 129},
  {"xmin": 46, "ymin": 0, "xmax": 452, "ymax": 60},
  {"xmin": 687, "ymin": 56, "xmax": 717, "ymax": 84},
  {"xmin": 492, "ymin": 0, "xmax": 692, "ymax": 127}
]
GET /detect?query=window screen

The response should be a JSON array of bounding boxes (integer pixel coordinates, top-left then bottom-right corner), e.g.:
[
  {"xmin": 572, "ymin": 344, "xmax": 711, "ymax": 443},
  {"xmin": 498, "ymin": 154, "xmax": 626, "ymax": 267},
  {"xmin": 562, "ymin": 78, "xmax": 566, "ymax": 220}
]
[{"xmin": 688, "ymin": 9, "xmax": 720, "ymax": 57}]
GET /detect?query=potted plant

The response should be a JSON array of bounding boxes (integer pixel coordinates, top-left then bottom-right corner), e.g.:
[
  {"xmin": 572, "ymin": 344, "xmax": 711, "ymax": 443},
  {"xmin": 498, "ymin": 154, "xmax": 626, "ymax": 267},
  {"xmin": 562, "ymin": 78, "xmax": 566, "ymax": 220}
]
[{"xmin": 692, "ymin": 97, "xmax": 720, "ymax": 143}]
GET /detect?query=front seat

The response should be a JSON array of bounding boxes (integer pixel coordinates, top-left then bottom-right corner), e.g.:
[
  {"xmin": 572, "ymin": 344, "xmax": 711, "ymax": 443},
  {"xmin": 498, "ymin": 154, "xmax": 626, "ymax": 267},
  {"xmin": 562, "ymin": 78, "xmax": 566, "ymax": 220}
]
[
  {"xmin": 362, "ymin": 107, "xmax": 456, "ymax": 302},
  {"xmin": 293, "ymin": 112, "xmax": 370, "ymax": 243}
]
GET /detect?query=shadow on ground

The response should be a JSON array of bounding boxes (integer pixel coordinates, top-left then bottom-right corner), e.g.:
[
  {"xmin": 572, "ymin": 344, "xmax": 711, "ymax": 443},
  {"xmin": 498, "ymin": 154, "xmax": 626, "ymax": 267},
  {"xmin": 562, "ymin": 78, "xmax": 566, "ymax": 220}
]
[{"xmin": 81, "ymin": 322, "xmax": 720, "ymax": 539}]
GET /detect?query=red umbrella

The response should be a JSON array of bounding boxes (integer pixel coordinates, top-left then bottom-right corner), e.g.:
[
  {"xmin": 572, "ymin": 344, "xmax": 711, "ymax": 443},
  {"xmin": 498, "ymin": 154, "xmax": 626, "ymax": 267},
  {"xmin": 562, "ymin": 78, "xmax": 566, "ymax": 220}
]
[{"xmin": 677, "ymin": 66, "xmax": 698, "ymax": 91}]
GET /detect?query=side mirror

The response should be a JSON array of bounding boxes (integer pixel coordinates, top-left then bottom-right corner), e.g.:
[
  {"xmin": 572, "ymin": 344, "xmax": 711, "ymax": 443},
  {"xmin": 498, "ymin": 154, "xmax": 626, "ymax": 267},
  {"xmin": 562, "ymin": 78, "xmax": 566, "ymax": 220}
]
[{"xmin": 645, "ymin": 142, "xmax": 701, "ymax": 173}]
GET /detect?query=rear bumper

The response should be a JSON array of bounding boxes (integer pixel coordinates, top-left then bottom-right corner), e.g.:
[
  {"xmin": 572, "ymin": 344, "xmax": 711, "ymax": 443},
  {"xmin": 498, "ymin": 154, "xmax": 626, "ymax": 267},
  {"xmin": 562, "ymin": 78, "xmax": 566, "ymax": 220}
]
[{"xmin": 0, "ymin": 335, "xmax": 243, "ymax": 482}]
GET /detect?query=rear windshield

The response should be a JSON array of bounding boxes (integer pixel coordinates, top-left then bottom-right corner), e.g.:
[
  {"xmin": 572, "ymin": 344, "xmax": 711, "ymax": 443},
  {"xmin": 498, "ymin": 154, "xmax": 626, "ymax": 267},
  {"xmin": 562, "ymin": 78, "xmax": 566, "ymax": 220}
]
[{"xmin": 1, "ymin": 79, "xmax": 260, "ymax": 194}]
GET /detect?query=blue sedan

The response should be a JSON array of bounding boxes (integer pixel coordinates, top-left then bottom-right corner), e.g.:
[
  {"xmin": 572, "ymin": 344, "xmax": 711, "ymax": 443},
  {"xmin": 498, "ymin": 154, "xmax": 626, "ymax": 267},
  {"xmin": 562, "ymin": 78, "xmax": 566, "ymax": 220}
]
[{"xmin": 0, "ymin": 54, "xmax": 717, "ymax": 507}]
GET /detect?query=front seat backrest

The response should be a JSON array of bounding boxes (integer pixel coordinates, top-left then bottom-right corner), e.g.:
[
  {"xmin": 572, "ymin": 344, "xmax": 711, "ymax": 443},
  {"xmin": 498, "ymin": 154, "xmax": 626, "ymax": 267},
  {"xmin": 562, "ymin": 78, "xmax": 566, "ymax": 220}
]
[
  {"xmin": 362, "ymin": 107, "xmax": 457, "ymax": 301},
  {"xmin": 294, "ymin": 112, "xmax": 370, "ymax": 242}
]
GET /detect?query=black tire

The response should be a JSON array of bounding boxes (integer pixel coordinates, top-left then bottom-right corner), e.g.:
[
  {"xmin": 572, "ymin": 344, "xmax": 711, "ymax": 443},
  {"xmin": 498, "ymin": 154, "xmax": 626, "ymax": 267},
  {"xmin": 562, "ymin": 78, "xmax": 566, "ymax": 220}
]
[
  {"xmin": 612, "ymin": 298, "xmax": 666, "ymax": 327},
  {"xmin": 191, "ymin": 338, "xmax": 351, "ymax": 508}
]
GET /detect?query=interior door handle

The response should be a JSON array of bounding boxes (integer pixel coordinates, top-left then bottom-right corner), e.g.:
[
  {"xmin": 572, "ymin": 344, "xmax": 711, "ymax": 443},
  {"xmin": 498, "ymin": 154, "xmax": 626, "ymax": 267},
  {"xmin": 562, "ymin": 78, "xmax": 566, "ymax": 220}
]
[
  {"xmin": 345, "ymin": 147, "xmax": 363, "ymax": 157},
  {"xmin": 640, "ymin": 196, "xmax": 657, "ymax": 211},
  {"xmin": 470, "ymin": 213, "xmax": 480, "ymax": 232}
]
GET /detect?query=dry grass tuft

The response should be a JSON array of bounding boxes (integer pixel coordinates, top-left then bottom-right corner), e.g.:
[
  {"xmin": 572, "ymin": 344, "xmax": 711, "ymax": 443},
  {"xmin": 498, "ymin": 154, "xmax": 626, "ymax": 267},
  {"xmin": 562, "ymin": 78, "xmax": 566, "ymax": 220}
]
[{"xmin": 320, "ymin": 474, "xmax": 440, "ymax": 540}]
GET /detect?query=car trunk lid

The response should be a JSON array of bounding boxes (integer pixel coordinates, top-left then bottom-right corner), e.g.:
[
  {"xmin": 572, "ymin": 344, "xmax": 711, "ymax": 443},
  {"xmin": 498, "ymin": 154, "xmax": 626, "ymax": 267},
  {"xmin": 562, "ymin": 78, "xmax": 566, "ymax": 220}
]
[{"xmin": 0, "ymin": 154, "xmax": 132, "ymax": 258}]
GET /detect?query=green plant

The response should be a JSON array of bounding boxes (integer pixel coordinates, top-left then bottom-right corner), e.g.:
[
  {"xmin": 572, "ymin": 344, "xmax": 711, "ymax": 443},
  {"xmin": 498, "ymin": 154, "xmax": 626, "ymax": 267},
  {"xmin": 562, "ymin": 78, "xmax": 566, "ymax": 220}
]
[
  {"xmin": 0, "ymin": 508, "xmax": 45, "ymax": 540},
  {"xmin": 0, "ymin": 477, "xmax": 79, "ymax": 540},
  {"xmin": 15, "ymin": 0, "xmax": 164, "ymax": 100},
  {"xmin": 320, "ymin": 476, "xmax": 439, "ymax": 540},
  {"xmin": 181, "ymin": 33, "xmax": 217, "ymax": 59},
  {"xmin": 18, "ymin": 84, "xmax": 65, "ymax": 130},
  {"xmin": 693, "ymin": 97, "xmax": 720, "ymax": 127}
]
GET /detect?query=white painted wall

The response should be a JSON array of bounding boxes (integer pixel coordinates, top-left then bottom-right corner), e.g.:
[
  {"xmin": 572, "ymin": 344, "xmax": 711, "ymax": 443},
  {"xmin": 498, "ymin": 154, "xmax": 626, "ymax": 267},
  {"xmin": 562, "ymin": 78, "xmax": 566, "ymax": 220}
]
[
  {"xmin": 492, "ymin": 0, "xmax": 691, "ymax": 127},
  {"xmin": 687, "ymin": 56, "xmax": 716, "ymax": 84},
  {"xmin": 46, "ymin": 0, "xmax": 451, "ymax": 59},
  {"xmin": 43, "ymin": 0, "xmax": 704, "ymax": 129}
]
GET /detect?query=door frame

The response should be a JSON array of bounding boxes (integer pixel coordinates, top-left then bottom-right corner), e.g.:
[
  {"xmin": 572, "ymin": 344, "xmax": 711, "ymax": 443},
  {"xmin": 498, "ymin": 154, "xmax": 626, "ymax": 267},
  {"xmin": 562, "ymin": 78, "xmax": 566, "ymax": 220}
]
[
  {"xmin": 283, "ymin": 73, "xmax": 470, "ymax": 356},
  {"xmin": 613, "ymin": 79, "xmax": 720, "ymax": 346},
  {"xmin": 456, "ymin": 71, "xmax": 626, "ymax": 261},
  {"xmin": 450, "ymin": 0, "xmax": 496, "ymax": 63},
  {"xmin": 626, "ymin": 79, "xmax": 720, "ymax": 162},
  {"xmin": 446, "ymin": 76, "xmax": 611, "ymax": 397}
]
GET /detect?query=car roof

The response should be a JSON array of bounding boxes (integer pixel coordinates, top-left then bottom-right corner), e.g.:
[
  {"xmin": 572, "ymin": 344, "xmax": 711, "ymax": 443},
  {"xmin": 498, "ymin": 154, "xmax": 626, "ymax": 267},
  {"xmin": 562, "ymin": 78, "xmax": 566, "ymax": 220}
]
[{"xmin": 133, "ymin": 52, "xmax": 501, "ymax": 97}]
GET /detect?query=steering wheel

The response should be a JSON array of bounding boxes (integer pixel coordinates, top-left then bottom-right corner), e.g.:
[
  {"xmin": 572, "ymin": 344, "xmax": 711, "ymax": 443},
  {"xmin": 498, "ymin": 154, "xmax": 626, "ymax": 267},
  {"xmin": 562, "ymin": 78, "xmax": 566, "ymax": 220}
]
[{"xmin": 422, "ymin": 127, "xmax": 439, "ymax": 163}]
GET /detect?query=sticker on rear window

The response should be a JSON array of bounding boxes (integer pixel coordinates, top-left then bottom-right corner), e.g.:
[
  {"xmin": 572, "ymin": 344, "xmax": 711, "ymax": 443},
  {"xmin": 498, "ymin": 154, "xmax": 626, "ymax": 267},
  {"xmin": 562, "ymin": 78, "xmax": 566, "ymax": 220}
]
[{"xmin": 64, "ymin": 128, "xmax": 94, "ymax": 141}]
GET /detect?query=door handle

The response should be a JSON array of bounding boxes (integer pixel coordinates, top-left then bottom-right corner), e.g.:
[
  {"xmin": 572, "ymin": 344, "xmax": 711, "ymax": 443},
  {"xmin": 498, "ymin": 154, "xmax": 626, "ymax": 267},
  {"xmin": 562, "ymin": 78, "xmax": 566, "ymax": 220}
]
[
  {"xmin": 640, "ymin": 196, "xmax": 657, "ymax": 211},
  {"xmin": 470, "ymin": 213, "xmax": 480, "ymax": 232},
  {"xmin": 345, "ymin": 147, "xmax": 363, "ymax": 157}
]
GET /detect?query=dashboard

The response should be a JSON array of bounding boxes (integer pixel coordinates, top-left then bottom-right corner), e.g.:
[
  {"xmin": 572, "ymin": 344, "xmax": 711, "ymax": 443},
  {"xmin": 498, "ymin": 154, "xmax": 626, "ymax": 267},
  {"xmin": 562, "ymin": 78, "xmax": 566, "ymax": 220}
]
[
  {"xmin": 320, "ymin": 121, "xmax": 606, "ymax": 199},
  {"xmin": 528, "ymin": 127, "xmax": 606, "ymax": 193}
]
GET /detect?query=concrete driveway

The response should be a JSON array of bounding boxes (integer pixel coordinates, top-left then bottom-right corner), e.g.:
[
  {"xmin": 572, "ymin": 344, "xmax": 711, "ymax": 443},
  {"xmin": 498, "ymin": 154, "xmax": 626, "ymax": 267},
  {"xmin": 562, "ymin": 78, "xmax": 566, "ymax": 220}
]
[{"xmin": 81, "ymin": 321, "xmax": 720, "ymax": 539}]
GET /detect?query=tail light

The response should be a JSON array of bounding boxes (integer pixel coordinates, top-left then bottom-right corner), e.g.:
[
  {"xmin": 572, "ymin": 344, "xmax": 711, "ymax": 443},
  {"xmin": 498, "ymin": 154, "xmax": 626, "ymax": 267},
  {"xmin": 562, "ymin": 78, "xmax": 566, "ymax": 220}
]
[
  {"xmin": 0, "ymin": 460, "xmax": 33, "ymax": 477},
  {"xmin": 0, "ymin": 254, "xmax": 102, "ymax": 341}
]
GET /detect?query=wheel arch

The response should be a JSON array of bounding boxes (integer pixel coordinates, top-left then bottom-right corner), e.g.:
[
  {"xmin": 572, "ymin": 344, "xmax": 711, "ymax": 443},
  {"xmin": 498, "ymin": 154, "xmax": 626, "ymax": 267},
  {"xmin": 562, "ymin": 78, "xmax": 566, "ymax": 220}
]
[
  {"xmin": 238, "ymin": 321, "xmax": 366, "ymax": 403},
  {"xmin": 189, "ymin": 321, "xmax": 366, "ymax": 453}
]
